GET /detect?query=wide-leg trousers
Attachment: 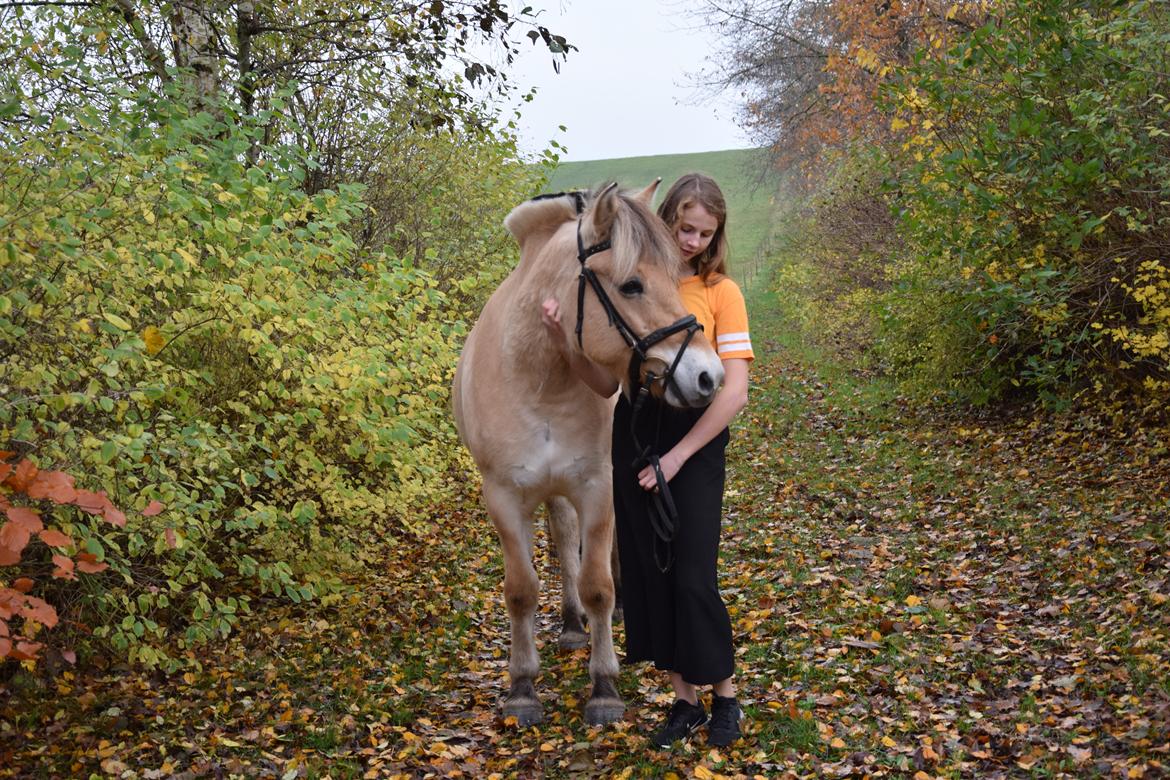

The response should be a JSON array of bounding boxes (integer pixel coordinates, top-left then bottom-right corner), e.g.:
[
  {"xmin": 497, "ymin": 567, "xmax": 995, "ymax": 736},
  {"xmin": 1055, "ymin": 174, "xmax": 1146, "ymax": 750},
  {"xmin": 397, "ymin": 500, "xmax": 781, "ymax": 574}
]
[{"xmin": 612, "ymin": 392, "xmax": 735, "ymax": 685}]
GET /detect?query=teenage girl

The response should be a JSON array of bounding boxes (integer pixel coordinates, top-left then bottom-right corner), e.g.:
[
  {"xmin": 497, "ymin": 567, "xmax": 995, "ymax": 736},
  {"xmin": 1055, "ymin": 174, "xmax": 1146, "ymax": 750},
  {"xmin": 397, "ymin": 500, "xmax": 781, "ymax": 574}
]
[{"xmin": 540, "ymin": 173, "xmax": 753, "ymax": 747}]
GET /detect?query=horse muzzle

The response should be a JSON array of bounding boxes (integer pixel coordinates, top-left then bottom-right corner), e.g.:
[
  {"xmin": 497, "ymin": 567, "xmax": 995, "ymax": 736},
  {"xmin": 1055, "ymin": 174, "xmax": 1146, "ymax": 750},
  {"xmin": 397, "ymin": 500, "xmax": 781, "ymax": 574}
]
[{"xmin": 644, "ymin": 346, "xmax": 725, "ymax": 408}]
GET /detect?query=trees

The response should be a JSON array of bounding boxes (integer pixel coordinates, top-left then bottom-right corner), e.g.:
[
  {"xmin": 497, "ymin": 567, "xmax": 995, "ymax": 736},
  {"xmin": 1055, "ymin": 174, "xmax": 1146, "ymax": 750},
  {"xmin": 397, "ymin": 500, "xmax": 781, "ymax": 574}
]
[
  {"xmin": 0, "ymin": 2, "xmax": 563, "ymax": 668},
  {"xmin": 699, "ymin": 0, "xmax": 984, "ymax": 167}
]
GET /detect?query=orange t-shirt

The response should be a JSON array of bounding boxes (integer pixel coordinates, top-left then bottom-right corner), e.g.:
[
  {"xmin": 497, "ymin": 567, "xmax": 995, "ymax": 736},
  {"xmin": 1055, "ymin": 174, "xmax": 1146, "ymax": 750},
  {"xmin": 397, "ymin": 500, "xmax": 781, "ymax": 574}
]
[{"xmin": 679, "ymin": 275, "xmax": 754, "ymax": 361}]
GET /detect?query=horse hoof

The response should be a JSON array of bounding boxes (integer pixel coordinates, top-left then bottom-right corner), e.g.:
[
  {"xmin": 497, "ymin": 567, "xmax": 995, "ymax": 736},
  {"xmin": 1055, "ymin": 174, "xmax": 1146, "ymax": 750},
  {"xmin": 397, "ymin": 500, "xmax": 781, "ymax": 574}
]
[
  {"xmin": 584, "ymin": 698, "xmax": 625, "ymax": 726},
  {"xmin": 558, "ymin": 630, "xmax": 588, "ymax": 651},
  {"xmin": 504, "ymin": 701, "xmax": 544, "ymax": 727}
]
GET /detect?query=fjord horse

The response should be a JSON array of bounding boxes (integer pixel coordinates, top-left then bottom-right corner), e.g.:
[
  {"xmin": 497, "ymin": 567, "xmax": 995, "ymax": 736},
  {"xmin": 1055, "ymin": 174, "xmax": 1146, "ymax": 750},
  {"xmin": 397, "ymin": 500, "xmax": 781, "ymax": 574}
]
[{"xmin": 452, "ymin": 182, "xmax": 724, "ymax": 726}]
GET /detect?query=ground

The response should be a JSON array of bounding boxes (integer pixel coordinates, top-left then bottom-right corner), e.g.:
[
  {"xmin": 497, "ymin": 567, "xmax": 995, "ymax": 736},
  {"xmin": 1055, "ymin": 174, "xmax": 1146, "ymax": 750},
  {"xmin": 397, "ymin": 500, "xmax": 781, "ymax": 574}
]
[{"xmin": 2, "ymin": 286, "xmax": 1168, "ymax": 779}]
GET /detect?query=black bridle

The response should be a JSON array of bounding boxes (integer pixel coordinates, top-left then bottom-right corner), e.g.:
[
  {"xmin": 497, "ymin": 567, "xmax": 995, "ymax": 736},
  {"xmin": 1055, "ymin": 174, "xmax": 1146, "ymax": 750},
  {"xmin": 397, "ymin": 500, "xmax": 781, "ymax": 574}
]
[{"xmin": 540, "ymin": 188, "xmax": 704, "ymax": 572}]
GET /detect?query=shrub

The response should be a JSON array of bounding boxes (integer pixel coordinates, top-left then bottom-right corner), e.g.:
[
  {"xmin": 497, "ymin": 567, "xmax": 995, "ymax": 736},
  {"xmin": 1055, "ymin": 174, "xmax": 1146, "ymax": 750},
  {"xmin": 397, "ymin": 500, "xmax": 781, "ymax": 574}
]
[
  {"xmin": 879, "ymin": 0, "xmax": 1170, "ymax": 404},
  {"xmin": 0, "ymin": 86, "xmax": 471, "ymax": 668}
]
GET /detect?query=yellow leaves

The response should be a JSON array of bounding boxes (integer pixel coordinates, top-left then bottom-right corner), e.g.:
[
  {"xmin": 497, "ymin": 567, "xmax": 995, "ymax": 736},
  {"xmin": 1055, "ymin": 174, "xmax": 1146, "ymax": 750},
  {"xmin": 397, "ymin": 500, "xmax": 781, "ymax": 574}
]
[
  {"xmin": 853, "ymin": 46, "xmax": 881, "ymax": 73},
  {"xmin": 142, "ymin": 325, "xmax": 165, "ymax": 355},
  {"xmin": 904, "ymin": 595, "xmax": 922, "ymax": 607},
  {"xmin": 102, "ymin": 312, "xmax": 132, "ymax": 331},
  {"xmin": 890, "ymin": 117, "xmax": 910, "ymax": 132}
]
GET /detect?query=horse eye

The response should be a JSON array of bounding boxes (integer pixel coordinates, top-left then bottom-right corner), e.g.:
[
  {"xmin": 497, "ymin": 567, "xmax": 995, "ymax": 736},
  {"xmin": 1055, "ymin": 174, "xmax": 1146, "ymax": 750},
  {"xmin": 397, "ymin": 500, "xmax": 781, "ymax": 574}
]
[{"xmin": 619, "ymin": 279, "xmax": 644, "ymax": 297}]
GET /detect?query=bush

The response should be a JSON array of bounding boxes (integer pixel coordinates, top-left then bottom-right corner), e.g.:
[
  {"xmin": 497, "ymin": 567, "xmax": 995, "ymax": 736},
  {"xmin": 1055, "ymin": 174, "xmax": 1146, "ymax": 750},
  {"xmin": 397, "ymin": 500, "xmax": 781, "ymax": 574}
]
[
  {"xmin": 0, "ymin": 86, "xmax": 474, "ymax": 668},
  {"xmin": 878, "ymin": 0, "xmax": 1170, "ymax": 404},
  {"xmin": 768, "ymin": 148, "xmax": 896, "ymax": 360}
]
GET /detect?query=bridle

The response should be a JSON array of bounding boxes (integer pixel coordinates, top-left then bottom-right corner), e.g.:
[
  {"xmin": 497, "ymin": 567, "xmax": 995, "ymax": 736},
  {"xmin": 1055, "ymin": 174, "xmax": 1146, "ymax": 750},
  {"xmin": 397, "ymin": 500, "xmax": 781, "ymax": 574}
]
[{"xmin": 536, "ymin": 188, "xmax": 705, "ymax": 572}]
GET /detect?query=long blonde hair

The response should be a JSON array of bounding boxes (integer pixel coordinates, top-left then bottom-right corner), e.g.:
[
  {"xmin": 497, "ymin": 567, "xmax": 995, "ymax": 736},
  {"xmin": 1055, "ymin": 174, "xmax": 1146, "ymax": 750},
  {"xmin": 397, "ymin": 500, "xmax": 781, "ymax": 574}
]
[{"xmin": 656, "ymin": 173, "xmax": 729, "ymax": 285}]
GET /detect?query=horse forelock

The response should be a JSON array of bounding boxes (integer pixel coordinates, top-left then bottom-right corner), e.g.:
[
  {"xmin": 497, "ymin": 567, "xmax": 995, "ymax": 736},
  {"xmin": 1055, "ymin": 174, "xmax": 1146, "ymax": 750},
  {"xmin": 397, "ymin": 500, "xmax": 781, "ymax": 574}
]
[{"xmin": 608, "ymin": 194, "xmax": 681, "ymax": 285}]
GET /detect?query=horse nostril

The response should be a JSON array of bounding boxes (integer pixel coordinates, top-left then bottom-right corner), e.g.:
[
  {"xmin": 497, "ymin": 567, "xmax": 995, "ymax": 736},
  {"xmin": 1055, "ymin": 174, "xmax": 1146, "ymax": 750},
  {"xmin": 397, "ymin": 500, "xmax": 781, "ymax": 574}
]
[{"xmin": 698, "ymin": 371, "xmax": 714, "ymax": 395}]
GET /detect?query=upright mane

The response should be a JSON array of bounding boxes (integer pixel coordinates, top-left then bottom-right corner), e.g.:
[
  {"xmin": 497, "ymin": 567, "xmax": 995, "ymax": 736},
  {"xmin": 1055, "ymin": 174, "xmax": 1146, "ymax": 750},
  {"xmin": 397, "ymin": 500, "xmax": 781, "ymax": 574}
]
[
  {"xmin": 504, "ymin": 186, "xmax": 681, "ymax": 284},
  {"xmin": 603, "ymin": 190, "xmax": 681, "ymax": 285},
  {"xmin": 503, "ymin": 192, "xmax": 580, "ymax": 251}
]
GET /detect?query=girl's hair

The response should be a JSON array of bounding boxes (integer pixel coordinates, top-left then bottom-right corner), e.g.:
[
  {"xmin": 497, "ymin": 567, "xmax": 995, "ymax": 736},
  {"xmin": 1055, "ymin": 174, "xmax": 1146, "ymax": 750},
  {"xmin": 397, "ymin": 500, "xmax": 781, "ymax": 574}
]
[{"xmin": 656, "ymin": 173, "xmax": 729, "ymax": 285}]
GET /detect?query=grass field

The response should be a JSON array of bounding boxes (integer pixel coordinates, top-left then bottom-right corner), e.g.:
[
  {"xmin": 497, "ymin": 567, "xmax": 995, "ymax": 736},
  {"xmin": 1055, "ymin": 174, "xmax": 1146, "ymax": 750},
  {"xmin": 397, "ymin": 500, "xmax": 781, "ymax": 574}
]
[{"xmin": 545, "ymin": 148, "xmax": 785, "ymax": 291}]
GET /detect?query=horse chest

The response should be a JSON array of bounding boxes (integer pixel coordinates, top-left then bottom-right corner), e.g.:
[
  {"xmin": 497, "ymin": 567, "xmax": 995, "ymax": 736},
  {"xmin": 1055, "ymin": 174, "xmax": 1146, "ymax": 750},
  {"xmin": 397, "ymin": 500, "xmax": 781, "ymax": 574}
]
[{"xmin": 505, "ymin": 420, "xmax": 606, "ymax": 492}]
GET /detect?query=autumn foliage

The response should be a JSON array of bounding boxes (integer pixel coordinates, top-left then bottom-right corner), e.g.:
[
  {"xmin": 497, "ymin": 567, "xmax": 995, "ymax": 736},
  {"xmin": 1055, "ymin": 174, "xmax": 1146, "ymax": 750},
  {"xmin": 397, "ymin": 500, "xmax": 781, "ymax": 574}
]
[
  {"xmin": 731, "ymin": 0, "xmax": 1170, "ymax": 406},
  {"xmin": 0, "ymin": 455, "xmax": 145, "ymax": 663}
]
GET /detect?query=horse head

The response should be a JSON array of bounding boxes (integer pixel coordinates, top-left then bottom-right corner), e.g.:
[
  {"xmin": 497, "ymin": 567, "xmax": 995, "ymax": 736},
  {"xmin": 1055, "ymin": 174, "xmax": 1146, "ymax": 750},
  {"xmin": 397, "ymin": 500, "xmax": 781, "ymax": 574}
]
[{"xmin": 571, "ymin": 181, "xmax": 725, "ymax": 408}]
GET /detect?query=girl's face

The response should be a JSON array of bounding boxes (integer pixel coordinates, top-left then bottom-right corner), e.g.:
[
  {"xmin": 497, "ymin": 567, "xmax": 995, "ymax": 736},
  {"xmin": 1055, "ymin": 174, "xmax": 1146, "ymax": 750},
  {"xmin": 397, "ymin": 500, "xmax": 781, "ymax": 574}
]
[{"xmin": 674, "ymin": 203, "xmax": 719, "ymax": 264}]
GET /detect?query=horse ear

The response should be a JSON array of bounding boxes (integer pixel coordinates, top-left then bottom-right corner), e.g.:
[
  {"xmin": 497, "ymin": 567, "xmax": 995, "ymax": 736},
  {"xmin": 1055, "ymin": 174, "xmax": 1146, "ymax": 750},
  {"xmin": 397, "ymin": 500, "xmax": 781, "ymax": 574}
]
[
  {"xmin": 589, "ymin": 182, "xmax": 620, "ymax": 238},
  {"xmin": 633, "ymin": 178, "xmax": 661, "ymax": 207}
]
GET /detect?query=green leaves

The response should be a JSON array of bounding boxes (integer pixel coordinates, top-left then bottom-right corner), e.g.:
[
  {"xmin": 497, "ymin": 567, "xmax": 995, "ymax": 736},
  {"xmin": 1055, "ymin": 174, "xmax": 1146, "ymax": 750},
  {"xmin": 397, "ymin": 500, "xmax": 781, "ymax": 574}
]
[{"xmin": 876, "ymin": 0, "xmax": 1170, "ymax": 404}]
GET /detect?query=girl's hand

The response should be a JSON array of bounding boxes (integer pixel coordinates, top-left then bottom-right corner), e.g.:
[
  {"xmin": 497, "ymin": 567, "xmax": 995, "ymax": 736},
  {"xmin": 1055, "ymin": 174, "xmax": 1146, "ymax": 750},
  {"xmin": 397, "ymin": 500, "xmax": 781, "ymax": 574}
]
[
  {"xmin": 541, "ymin": 298, "xmax": 566, "ymax": 341},
  {"xmin": 637, "ymin": 450, "xmax": 684, "ymax": 491}
]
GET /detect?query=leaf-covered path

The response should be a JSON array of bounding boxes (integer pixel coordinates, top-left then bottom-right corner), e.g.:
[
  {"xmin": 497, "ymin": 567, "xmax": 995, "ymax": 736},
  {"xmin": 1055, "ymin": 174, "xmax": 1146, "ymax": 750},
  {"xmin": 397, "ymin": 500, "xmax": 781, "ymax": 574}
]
[{"xmin": 3, "ymin": 288, "xmax": 1168, "ymax": 779}]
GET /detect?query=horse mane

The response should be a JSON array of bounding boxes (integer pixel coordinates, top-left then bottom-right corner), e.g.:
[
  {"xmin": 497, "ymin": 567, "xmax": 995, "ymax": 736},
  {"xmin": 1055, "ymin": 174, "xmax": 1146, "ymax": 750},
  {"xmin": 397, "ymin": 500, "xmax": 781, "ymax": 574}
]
[
  {"xmin": 504, "ymin": 187, "xmax": 681, "ymax": 285},
  {"xmin": 503, "ymin": 192, "xmax": 580, "ymax": 251},
  {"xmin": 605, "ymin": 190, "xmax": 681, "ymax": 286}
]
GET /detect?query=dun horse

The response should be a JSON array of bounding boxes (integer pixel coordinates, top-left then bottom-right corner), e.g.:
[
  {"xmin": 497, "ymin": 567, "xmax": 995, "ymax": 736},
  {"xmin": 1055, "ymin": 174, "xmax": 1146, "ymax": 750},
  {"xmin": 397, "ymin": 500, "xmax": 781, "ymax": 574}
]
[{"xmin": 452, "ymin": 182, "xmax": 724, "ymax": 725}]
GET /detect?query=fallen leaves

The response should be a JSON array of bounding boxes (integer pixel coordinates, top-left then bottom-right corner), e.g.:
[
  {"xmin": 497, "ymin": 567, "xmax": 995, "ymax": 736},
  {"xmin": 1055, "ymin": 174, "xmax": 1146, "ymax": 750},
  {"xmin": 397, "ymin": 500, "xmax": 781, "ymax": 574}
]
[{"xmin": 2, "ymin": 302, "xmax": 1168, "ymax": 779}]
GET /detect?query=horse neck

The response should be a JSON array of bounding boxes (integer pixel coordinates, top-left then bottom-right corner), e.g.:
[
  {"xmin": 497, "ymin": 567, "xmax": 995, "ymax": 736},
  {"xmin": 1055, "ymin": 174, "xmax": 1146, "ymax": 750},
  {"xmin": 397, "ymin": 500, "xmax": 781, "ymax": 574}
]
[{"xmin": 504, "ymin": 235, "xmax": 589, "ymax": 389}]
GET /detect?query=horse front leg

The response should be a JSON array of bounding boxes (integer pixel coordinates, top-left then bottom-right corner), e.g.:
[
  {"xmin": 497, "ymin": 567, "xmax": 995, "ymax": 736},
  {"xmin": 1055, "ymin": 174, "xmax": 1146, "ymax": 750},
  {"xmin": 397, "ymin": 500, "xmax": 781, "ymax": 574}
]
[
  {"xmin": 483, "ymin": 479, "xmax": 544, "ymax": 726},
  {"xmin": 610, "ymin": 525, "xmax": 624, "ymax": 624},
  {"xmin": 546, "ymin": 496, "xmax": 587, "ymax": 650},
  {"xmin": 572, "ymin": 483, "xmax": 624, "ymax": 725}
]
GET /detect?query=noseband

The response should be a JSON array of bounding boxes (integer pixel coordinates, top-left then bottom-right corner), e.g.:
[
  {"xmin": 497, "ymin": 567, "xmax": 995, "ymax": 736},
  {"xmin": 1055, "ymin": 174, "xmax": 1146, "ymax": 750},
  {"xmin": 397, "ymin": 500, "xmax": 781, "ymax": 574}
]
[{"xmin": 535, "ymin": 189, "xmax": 705, "ymax": 572}]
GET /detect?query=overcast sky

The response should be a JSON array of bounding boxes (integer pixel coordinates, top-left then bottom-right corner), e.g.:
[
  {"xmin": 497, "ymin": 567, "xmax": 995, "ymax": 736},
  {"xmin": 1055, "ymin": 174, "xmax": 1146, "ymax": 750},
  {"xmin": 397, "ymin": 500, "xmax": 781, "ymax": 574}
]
[{"xmin": 500, "ymin": 0, "xmax": 753, "ymax": 162}]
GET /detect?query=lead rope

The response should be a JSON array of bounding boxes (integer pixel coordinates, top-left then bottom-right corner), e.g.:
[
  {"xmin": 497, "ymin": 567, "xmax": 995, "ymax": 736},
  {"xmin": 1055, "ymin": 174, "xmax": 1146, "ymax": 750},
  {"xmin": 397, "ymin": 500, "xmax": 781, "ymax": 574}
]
[{"xmin": 631, "ymin": 371, "xmax": 685, "ymax": 573}]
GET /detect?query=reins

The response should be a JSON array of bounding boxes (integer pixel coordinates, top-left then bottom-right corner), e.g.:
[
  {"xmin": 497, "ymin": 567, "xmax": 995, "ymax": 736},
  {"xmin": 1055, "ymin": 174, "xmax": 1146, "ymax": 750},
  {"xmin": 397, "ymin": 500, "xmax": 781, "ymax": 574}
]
[{"xmin": 538, "ymin": 188, "xmax": 703, "ymax": 572}]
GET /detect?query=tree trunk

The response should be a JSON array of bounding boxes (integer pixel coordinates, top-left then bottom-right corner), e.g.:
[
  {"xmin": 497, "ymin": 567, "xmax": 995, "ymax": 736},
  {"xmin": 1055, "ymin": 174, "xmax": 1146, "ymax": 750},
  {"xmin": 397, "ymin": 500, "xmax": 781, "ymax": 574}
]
[{"xmin": 170, "ymin": 1, "xmax": 221, "ymax": 116}]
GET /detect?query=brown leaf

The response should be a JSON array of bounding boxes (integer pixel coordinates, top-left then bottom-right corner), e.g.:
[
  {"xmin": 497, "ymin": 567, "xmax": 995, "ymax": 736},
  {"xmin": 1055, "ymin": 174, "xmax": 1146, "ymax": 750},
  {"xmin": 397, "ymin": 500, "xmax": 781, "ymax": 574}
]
[
  {"xmin": 9, "ymin": 640, "xmax": 42, "ymax": 661},
  {"xmin": 12, "ymin": 577, "xmax": 34, "ymax": 593},
  {"xmin": 6, "ymin": 506, "xmax": 42, "ymax": 533},
  {"xmin": 52, "ymin": 554, "xmax": 76, "ymax": 580},
  {"xmin": 102, "ymin": 505, "xmax": 127, "ymax": 528},
  {"xmin": 39, "ymin": 528, "xmax": 73, "ymax": 548},
  {"xmin": 0, "ymin": 520, "xmax": 33, "ymax": 559},
  {"xmin": 7, "ymin": 460, "xmax": 37, "ymax": 492},
  {"xmin": 75, "ymin": 552, "xmax": 108, "ymax": 574},
  {"xmin": 26, "ymin": 470, "xmax": 77, "ymax": 504},
  {"xmin": 73, "ymin": 489, "xmax": 109, "ymax": 515},
  {"xmin": 143, "ymin": 500, "xmax": 165, "ymax": 517},
  {"xmin": 20, "ymin": 595, "xmax": 58, "ymax": 628}
]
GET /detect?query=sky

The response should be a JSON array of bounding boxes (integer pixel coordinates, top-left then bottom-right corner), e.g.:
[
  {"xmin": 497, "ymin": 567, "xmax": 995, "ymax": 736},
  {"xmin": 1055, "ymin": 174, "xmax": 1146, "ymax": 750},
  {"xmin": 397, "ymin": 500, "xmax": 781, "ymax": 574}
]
[{"xmin": 499, "ymin": 0, "xmax": 753, "ymax": 162}]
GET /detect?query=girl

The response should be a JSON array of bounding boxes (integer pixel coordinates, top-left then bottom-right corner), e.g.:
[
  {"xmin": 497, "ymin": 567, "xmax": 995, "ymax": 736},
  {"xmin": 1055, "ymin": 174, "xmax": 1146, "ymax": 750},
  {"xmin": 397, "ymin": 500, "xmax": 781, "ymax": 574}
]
[{"xmin": 540, "ymin": 173, "xmax": 753, "ymax": 748}]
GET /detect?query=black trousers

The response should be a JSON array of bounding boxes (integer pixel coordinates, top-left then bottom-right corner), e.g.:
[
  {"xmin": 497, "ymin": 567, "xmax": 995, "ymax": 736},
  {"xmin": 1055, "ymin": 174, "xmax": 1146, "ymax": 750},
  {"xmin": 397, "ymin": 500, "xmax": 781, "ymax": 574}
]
[{"xmin": 612, "ymin": 392, "xmax": 735, "ymax": 686}]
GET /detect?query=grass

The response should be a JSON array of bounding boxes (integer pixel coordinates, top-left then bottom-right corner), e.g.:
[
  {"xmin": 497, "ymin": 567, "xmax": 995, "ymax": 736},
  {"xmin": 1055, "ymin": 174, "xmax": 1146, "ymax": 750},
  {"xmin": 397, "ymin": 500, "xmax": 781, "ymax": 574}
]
[{"xmin": 545, "ymin": 148, "xmax": 786, "ymax": 290}]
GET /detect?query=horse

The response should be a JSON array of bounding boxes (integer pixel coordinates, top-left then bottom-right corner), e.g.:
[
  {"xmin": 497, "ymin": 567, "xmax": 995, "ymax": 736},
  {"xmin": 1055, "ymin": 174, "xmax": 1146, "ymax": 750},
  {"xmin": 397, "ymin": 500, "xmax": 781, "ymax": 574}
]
[{"xmin": 452, "ymin": 181, "xmax": 725, "ymax": 726}]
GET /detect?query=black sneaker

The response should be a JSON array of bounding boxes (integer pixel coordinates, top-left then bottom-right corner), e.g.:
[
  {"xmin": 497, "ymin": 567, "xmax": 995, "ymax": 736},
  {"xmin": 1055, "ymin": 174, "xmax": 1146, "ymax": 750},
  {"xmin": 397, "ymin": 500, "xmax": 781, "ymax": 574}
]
[
  {"xmin": 650, "ymin": 699, "xmax": 709, "ymax": 748},
  {"xmin": 708, "ymin": 694, "xmax": 742, "ymax": 746}
]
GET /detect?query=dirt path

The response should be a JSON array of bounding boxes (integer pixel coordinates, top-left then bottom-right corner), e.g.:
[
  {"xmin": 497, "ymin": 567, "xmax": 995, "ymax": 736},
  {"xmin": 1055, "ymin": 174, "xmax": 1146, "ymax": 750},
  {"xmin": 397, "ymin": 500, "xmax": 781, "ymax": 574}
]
[{"xmin": 3, "ymin": 287, "xmax": 1167, "ymax": 779}]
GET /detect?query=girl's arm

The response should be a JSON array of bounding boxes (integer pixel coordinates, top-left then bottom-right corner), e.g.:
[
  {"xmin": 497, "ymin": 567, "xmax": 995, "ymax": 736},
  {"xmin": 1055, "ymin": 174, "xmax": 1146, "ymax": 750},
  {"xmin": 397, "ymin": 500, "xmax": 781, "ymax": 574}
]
[
  {"xmin": 636, "ymin": 358, "xmax": 749, "ymax": 491},
  {"xmin": 540, "ymin": 298, "xmax": 619, "ymax": 398}
]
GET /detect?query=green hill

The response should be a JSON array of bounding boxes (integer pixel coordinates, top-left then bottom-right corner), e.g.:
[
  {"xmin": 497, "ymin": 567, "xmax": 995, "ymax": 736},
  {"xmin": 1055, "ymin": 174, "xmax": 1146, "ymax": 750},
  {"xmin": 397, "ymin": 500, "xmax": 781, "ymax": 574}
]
[{"xmin": 544, "ymin": 148, "xmax": 784, "ymax": 289}]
